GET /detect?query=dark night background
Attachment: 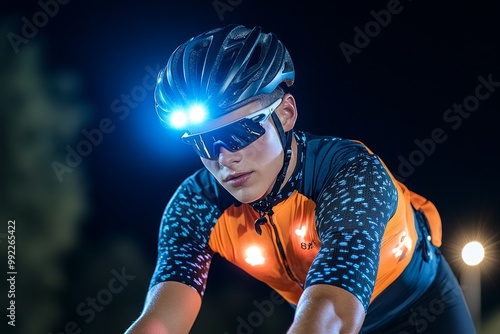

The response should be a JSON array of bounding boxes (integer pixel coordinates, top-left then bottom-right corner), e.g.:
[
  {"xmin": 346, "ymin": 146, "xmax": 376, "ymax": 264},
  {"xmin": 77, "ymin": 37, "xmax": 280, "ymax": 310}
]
[{"xmin": 1, "ymin": 0, "xmax": 499, "ymax": 333}]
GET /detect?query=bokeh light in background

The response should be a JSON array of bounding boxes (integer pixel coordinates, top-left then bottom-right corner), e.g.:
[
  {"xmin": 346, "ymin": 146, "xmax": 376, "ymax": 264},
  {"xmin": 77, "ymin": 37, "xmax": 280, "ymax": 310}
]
[
  {"xmin": 463, "ymin": 241, "xmax": 485, "ymax": 266},
  {"xmin": 1, "ymin": 0, "xmax": 499, "ymax": 333},
  {"xmin": 461, "ymin": 241, "xmax": 485, "ymax": 331}
]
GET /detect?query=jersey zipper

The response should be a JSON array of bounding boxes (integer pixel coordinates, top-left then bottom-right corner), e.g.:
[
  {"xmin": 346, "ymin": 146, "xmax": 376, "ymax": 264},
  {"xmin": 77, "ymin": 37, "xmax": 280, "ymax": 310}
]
[{"xmin": 267, "ymin": 215, "xmax": 304, "ymax": 290}]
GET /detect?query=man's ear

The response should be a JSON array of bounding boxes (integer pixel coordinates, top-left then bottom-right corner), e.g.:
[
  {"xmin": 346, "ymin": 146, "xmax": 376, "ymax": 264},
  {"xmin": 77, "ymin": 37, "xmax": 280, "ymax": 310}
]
[{"xmin": 276, "ymin": 93, "xmax": 298, "ymax": 132}]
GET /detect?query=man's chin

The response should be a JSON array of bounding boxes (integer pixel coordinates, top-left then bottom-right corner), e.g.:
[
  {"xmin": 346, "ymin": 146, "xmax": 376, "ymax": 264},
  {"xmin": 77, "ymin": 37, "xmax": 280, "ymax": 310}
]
[{"xmin": 230, "ymin": 189, "xmax": 266, "ymax": 205}]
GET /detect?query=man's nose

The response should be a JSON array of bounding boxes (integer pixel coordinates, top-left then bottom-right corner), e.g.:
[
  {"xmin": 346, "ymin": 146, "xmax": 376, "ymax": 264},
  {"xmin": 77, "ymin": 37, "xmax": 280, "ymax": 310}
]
[
  {"xmin": 212, "ymin": 140, "xmax": 232, "ymax": 158},
  {"xmin": 214, "ymin": 142, "xmax": 241, "ymax": 165}
]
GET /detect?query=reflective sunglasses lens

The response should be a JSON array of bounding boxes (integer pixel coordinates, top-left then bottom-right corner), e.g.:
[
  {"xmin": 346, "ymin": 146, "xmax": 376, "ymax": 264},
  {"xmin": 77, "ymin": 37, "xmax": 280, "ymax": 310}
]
[
  {"xmin": 184, "ymin": 120, "xmax": 266, "ymax": 159},
  {"xmin": 181, "ymin": 98, "xmax": 280, "ymax": 159}
]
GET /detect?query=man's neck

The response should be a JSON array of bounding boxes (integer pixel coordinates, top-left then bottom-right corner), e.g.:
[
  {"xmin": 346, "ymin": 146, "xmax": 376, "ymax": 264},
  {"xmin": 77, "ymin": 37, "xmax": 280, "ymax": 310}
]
[{"xmin": 279, "ymin": 134, "xmax": 298, "ymax": 193}]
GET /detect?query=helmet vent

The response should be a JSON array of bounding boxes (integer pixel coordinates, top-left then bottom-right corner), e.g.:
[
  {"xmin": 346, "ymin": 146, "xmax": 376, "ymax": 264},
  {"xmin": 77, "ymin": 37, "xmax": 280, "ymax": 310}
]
[
  {"xmin": 215, "ymin": 48, "xmax": 238, "ymax": 84},
  {"xmin": 247, "ymin": 45, "xmax": 262, "ymax": 69}
]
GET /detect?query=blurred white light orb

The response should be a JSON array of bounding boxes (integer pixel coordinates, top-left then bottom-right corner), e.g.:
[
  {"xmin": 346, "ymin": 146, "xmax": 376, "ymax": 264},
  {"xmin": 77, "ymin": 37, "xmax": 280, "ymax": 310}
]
[{"xmin": 462, "ymin": 241, "xmax": 485, "ymax": 266}]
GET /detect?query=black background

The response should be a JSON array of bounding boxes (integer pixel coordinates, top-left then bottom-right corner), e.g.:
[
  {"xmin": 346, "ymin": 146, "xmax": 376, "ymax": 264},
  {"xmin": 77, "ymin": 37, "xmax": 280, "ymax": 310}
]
[{"xmin": 1, "ymin": 0, "xmax": 499, "ymax": 333}]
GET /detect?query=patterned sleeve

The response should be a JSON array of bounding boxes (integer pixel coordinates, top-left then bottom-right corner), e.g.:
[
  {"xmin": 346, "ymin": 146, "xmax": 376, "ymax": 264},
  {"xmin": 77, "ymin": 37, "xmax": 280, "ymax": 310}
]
[
  {"xmin": 148, "ymin": 178, "xmax": 220, "ymax": 297},
  {"xmin": 306, "ymin": 152, "xmax": 398, "ymax": 311}
]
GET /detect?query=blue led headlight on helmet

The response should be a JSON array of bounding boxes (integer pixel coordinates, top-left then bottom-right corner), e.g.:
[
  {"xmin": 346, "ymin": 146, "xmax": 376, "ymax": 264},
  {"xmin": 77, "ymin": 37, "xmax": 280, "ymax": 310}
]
[{"xmin": 168, "ymin": 104, "xmax": 207, "ymax": 129}]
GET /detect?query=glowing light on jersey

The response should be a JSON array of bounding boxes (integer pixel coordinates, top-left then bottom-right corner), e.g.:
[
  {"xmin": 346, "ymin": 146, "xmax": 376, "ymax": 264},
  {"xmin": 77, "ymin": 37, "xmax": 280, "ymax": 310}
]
[
  {"xmin": 245, "ymin": 246, "xmax": 265, "ymax": 266},
  {"xmin": 295, "ymin": 226, "xmax": 306, "ymax": 237},
  {"xmin": 392, "ymin": 231, "xmax": 412, "ymax": 259}
]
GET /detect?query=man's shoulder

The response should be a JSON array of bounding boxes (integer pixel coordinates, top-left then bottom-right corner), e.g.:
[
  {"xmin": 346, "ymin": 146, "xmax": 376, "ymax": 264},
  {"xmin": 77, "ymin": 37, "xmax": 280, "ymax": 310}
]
[
  {"xmin": 298, "ymin": 130, "xmax": 370, "ymax": 161},
  {"xmin": 175, "ymin": 168, "xmax": 236, "ymax": 211},
  {"xmin": 297, "ymin": 131, "xmax": 377, "ymax": 197}
]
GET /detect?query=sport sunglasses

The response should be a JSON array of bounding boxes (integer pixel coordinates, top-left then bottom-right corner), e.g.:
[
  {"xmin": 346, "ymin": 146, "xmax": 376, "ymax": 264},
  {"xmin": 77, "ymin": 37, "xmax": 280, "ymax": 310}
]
[{"xmin": 181, "ymin": 98, "xmax": 282, "ymax": 160}]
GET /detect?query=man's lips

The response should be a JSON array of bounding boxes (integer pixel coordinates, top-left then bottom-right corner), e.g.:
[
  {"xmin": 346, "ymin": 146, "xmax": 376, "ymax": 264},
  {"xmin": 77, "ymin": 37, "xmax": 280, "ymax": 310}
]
[{"xmin": 224, "ymin": 172, "xmax": 252, "ymax": 187}]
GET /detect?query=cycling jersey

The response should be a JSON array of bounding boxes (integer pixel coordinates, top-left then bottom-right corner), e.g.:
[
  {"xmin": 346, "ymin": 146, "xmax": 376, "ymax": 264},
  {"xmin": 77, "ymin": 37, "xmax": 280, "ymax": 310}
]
[{"xmin": 149, "ymin": 130, "xmax": 472, "ymax": 331}]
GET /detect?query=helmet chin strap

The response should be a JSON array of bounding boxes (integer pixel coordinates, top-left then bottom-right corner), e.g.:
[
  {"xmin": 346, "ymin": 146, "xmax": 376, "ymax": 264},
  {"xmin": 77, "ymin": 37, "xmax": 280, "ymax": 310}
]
[{"xmin": 251, "ymin": 112, "xmax": 293, "ymax": 235}]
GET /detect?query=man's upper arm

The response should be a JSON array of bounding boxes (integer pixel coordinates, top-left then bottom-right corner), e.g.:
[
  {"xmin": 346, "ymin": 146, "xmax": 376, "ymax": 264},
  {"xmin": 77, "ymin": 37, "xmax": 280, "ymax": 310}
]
[
  {"xmin": 125, "ymin": 281, "xmax": 202, "ymax": 334},
  {"xmin": 289, "ymin": 152, "xmax": 398, "ymax": 333},
  {"xmin": 307, "ymin": 152, "xmax": 398, "ymax": 309},
  {"xmin": 128, "ymin": 173, "xmax": 221, "ymax": 333},
  {"xmin": 149, "ymin": 176, "xmax": 219, "ymax": 295}
]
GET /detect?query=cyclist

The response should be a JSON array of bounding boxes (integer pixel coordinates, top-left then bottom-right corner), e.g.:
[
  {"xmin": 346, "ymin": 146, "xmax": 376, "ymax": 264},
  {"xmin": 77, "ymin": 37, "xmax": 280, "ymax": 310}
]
[{"xmin": 125, "ymin": 24, "xmax": 476, "ymax": 333}]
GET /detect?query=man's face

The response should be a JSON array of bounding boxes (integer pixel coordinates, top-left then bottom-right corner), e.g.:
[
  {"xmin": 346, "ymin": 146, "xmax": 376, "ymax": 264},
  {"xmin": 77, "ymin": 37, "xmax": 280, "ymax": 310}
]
[{"xmin": 199, "ymin": 100, "xmax": 284, "ymax": 204}]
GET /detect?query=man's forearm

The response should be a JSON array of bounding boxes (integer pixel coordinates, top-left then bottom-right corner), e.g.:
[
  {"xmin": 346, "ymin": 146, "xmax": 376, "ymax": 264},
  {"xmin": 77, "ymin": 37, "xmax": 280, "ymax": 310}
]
[
  {"xmin": 124, "ymin": 315, "xmax": 171, "ymax": 334},
  {"xmin": 287, "ymin": 285, "xmax": 365, "ymax": 334}
]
